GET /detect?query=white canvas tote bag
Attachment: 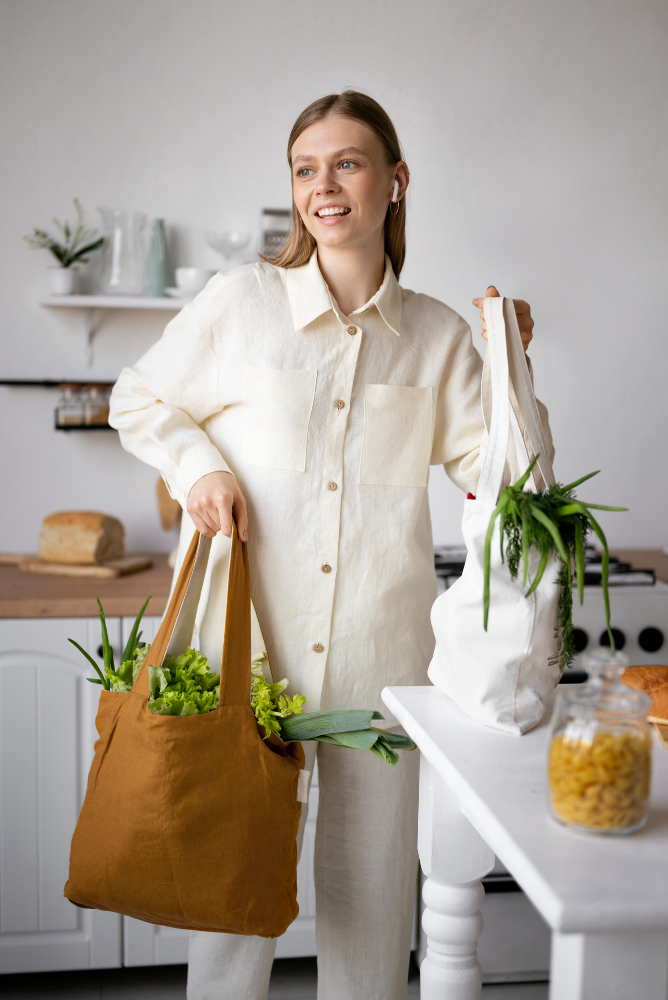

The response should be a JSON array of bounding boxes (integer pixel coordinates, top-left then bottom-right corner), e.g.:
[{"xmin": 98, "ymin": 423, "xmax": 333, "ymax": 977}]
[{"xmin": 428, "ymin": 296, "xmax": 561, "ymax": 735}]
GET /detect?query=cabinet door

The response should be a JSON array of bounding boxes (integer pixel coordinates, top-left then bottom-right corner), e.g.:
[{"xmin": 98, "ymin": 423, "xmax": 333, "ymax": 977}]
[
  {"xmin": 0, "ymin": 618, "xmax": 122, "ymax": 973},
  {"xmin": 121, "ymin": 613, "xmax": 321, "ymax": 964}
]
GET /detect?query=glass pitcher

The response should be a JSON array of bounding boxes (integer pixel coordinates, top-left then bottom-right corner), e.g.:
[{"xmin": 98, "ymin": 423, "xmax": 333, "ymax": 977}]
[
  {"xmin": 97, "ymin": 208, "xmax": 147, "ymax": 295},
  {"xmin": 547, "ymin": 648, "xmax": 652, "ymax": 835}
]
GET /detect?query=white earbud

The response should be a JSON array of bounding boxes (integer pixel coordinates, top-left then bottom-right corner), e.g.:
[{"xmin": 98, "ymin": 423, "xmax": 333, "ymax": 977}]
[{"xmin": 392, "ymin": 180, "xmax": 399, "ymax": 203}]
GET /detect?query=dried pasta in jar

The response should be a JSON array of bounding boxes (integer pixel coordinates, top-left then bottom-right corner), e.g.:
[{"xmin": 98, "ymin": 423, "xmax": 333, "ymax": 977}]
[{"xmin": 548, "ymin": 730, "xmax": 651, "ymax": 832}]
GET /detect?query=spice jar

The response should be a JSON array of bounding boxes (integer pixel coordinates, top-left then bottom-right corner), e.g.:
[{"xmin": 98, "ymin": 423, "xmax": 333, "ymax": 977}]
[
  {"xmin": 84, "ymin": 384, "xmax": 111, "ymax": 426},
  {"xmin": 56, "ymin": 384, "xmax": 84, "ymax": 426},
  {"xmin": 547, "ymin": 648, "xmax": 652, "ymax": 835}
]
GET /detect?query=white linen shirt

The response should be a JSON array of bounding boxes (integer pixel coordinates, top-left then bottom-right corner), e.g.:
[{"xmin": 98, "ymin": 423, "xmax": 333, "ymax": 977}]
[{"xmin": 109, "ymin": 251, "xmax": 553, "ymax": 728}]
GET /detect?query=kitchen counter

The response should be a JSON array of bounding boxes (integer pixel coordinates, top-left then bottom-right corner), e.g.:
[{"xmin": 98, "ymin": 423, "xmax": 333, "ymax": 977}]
[
  {"xmin": 612, "ymin": 548, "xmax": 668, "ymax": 584},
  {"xmin": 0, "ymin": 548, "xmax": 663, "ymax": 621},
  {"xmin": 0, "ymin": 554, "xmax": 173, "ymax": 619}
]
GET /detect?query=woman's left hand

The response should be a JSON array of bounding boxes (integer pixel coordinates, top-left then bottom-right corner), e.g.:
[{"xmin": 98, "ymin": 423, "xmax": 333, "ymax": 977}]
[{"xmin": 472, "ymin": 285, "xmax": 534, "ymax": 353}]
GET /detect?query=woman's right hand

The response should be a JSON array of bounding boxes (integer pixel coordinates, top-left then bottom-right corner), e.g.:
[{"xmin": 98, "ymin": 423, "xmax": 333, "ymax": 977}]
[{"xmin": 186, "ymin": 471, "xmax": 248, "ymax": 541}]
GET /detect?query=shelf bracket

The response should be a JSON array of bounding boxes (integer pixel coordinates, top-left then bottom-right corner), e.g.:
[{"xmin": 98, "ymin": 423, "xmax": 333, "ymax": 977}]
[{"xmin": 83, "ymin": 307, "xmax": 105, "ymax": 366}]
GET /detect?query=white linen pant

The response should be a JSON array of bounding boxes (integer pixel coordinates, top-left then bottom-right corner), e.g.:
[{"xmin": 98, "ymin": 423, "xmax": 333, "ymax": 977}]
[{"xmin": 186, "ymin": 725, "xmax": 420, "ymax": 1000}]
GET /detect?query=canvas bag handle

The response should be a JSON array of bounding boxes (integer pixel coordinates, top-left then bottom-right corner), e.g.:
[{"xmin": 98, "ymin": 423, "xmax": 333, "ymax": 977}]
[
  {"xmin": 477, "ymin": 297, "xmax": 554, "ymax": 504},
  {"xmin": 502, "ymin": 297, "xmax": 554, "ymax": 489},
  {"xmin": 476, "ymin": 297, "xmax": 512, "ymax": 504},
  {"xmin": 134, "ymin": 520, "xmax": 255, "ymax": 707},
  {"xmin": 481, "ymin": 296, "xmax": 555, "ymax": 494}
]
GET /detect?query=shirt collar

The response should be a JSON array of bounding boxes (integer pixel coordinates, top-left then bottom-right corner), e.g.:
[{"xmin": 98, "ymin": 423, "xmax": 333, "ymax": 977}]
[{"xmin": 285, "ymin": 249, "xmax": 402, "ymax": 336}]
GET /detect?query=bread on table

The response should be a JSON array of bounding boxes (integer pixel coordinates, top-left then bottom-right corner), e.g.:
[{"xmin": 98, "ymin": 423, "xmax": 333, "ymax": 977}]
[
  {"xmin": 622, "ymin": 665, "xmax": 668, "ymax": 694},
  {"xmin": 622, "ymin": 665, "xmax": 668, "ymax": 726},
  {"xmin": 647, "ymin": 686, "xmax": 668, "ymax": 725},
  {"xmin": 38, "ymin": 512, "xmax": 125, "ymax": 564}
]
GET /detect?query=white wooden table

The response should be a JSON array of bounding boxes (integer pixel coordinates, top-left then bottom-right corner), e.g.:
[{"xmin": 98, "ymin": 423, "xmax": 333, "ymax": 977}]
[{"xmin": 382, "ymin": 686, "xmax": 668, "ymax": 1000}]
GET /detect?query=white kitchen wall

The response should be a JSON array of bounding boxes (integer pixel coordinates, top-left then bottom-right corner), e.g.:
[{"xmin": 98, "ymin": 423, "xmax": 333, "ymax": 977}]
[{"xmin": 1, "ymin": 0, "xmax": 665, "ymax": 553}]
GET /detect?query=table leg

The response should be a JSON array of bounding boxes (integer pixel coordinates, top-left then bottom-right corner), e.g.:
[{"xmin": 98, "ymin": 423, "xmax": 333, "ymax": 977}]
[
  {"xmin": 417, "ymin": 753, "xmax": 495, "ymax": 1000},
  {"xmin": 550, "ymin": 929, "xmax": 668, "ymax": 1000}
]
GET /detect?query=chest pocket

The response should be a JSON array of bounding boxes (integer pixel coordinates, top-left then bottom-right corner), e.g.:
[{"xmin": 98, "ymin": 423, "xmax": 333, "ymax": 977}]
[
  {"xmin": 240, "ymin": 366, "xmax": 317, "ymax": 471},
  {"xmin": 359, "ymin": 384, "xmax": 434, "ymax": 487}
]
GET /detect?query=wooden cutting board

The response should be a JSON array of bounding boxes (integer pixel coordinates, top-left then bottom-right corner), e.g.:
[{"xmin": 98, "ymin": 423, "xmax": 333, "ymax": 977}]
[
  {"xmin": 654, "ymin": 724, "xmax": 668, "ymax": 749},
  {"xmin": 0, "ymin": 553, "xmax": 153, "ymax": 577}
]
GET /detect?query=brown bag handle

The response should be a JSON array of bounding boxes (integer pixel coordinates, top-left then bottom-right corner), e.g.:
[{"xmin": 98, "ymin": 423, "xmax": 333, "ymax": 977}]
[{"xmin": 133, "ymin": 520, "xmax": 253, "ymax": 708}]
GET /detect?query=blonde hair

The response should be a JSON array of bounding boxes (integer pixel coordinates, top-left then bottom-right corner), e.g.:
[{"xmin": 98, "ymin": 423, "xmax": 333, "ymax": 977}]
[{"xmin": 262, "ymin": 91, "xmax": 407, "ymax": 278}]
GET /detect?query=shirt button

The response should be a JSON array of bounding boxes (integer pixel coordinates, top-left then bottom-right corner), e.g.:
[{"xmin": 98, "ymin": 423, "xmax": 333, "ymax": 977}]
[
  {"xmin": 322, "ymin": 563, "xmax": 332, "ymax": 573},
  {"xmin": 347, "ymin": 325, "xmax": 357, "ymax": 336},
  {"xmin": 335, "ymin": 399, "xmax": 345, "ymax": 410},
  {"xmin": 327, "ymin": 481, "xmax": 338, "ymax": 491},
  {"xmin": 313, "ymin": 643, "xmax": 324, "ymax": 653}
]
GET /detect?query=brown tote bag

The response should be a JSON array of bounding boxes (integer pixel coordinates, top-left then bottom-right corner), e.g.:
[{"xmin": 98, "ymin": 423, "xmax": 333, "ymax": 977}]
[{"xmin": 64, "ymin": 522, "xmax": 305, "ymax": 936}]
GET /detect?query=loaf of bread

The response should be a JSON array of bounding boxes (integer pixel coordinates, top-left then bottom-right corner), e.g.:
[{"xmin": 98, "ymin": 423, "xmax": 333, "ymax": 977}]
[
  {"xmin": 622, "ymin": 665, "xmax": 668, "ymax": 694},
  {"xmin": 622, "ymin": 665, "xmax": 668, "ymax": 725},
  {"xmin": 38, "ymin": 512, "xmax": 125, "ymax": 564},
  {"xmin": 647, "ymin": 687, "xmax": 668, "ymax": 725}
]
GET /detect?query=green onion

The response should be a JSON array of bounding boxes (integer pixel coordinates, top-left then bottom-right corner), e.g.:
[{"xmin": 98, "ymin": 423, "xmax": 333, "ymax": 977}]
[
  {"xmin": 482, "ymin": 460, "xmax": 626, "ymax": 670},
  {"xmin": 68, "ymin": 638, "xmax": 109, "ymax": 689},
  {"xmin": 120, "ymin": 596, "xmax": 151, "ymax": 664},
  {"xmin": 96, "ymin": 597, "xmax": 114, "ymax": 674},
  {"xmin": 574, "ymin": 519, "xmax": 585, "ymax": 606}
]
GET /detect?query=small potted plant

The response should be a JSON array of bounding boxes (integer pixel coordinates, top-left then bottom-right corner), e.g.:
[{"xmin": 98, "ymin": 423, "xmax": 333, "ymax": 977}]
[{"xmin": 24, "ymin": 198, "xmax": 105, "ymax": 294}]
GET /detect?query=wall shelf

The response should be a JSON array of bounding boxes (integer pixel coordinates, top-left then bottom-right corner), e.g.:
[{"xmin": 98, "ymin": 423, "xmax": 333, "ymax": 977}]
[
  {"xmin": 0, "ymin": 382, "xmax": 115, "ymax": 432},
  {"xmin": 38, "ymin": 295, "xmax": 191, "ymax": 309},
  {"xmin": 0, "ymin": 379, "xmax": 115, "ymax": 387},
  {"xmin": 39, "ymin": 295, "xmax": 189, "ymax": 366},
  {"xmin": 54, "ymin": 418, "xmax": 113, "ymax": 432}
]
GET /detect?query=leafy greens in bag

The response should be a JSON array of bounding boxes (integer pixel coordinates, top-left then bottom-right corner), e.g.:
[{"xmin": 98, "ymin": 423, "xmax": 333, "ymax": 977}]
[
  {"xmin": 69, "ymin": 598, "xmax": 416, "ymax": 765},
  {"xmin": 483, "ymin": 458, "xmax": 627, "ymax": 670},
  {"xmin": 148, "ymin": 647, "xmax": 220, "ymax": 716},
  {"xmin": 251, "ymin": 652, "xmax": 307, "ymax": 736}
]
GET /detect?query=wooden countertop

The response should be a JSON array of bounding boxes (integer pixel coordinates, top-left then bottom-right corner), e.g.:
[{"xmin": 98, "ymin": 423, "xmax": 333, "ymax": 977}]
[
  {"xmin": 0, "ymin": 548, "xmax": 664, "ymax": 620},
  {"xmin": 0, "ymin": 554, "xmax": 173, "ymax": 619},
  {"xmin": 612, "ymin": 549, "xmax": 668, "ymax": 584}
]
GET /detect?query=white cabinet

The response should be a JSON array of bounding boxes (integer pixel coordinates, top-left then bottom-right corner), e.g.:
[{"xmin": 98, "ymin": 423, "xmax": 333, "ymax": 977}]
[
  {"xmin": 0, "ymin": 613, "xmax": 321, "ymax": 973},
  {"xmin": 0, "ymin": 617, "xmax": 122, "ymax": 973}
]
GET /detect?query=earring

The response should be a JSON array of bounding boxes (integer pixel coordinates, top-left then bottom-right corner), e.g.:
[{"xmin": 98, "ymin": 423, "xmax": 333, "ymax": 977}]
[{"xmin": 390, "ymin": 179, "xmax": 400, "ymax": 214}]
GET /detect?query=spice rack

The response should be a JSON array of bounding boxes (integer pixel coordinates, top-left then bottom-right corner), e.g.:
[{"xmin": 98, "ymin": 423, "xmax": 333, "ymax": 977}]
[
  {"xmin": 39, "ymin": 295, "xmax": 189, "ymax": 365},
  {"xmin": 0, "ymin": 379, "xmax": 116, "ymax": 431}
]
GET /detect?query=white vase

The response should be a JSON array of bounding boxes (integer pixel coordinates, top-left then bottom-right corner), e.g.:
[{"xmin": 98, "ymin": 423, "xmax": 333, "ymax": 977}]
[{"xmin": 48, "ymin": 267, "xmax": 77, "ymax": 295}]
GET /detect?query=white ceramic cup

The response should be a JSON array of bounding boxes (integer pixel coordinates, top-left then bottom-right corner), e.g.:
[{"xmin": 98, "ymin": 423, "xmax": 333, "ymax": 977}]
[{"xmin": 175, "ymin": 267, "xmax": 216, "ymax": 293}]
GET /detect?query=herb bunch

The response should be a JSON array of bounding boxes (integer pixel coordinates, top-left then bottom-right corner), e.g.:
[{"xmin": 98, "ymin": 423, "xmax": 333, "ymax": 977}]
[{"xmin": 483, "ymin": 457, "xmax": 626, "ymax": 671}]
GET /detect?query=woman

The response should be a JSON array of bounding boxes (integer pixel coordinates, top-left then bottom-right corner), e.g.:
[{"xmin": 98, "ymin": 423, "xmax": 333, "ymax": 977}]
[{"xmin": 109, "ymin": 91, "xmax": 552, "ymax": 1000}]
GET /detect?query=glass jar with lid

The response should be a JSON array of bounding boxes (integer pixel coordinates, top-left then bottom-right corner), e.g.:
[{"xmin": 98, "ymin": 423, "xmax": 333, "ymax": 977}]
[
  {"xmin": 84, "ymin": 384, "xmax": 111, "ymax": 426},
  {"xmin": 547, "ymin": 648, "xmax": 653, "ymax": 835},
  {"xmin": 56, "ymin": 384, "xmax": 84, "ymax": 427}
]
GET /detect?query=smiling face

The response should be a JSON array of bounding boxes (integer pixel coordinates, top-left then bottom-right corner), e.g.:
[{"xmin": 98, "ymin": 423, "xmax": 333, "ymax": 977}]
[{"xmin": 290, "ymin": 115, "xmax": 406, "ymax": 255}]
